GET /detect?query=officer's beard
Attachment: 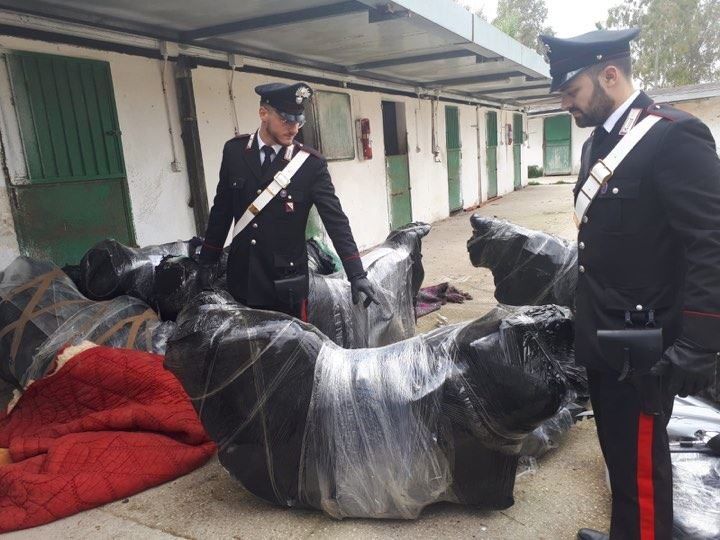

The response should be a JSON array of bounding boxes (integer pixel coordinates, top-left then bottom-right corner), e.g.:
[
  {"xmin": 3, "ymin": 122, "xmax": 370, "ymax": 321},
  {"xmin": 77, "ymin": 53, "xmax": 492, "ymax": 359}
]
[{"xmin": 571, "ymin": 80, "xmax": 616, "ymax": 128}]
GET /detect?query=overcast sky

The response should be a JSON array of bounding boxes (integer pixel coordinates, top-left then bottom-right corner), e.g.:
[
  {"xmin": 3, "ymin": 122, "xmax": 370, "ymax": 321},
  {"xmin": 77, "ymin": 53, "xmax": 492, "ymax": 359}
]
[{"xmin": 459, "ymin": 0, "xmax": 624, "ymax": 37}]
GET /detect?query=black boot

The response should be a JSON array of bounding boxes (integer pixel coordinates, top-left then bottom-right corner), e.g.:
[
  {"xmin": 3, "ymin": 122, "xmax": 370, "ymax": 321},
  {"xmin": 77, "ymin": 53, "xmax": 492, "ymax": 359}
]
[{"xmin": 577, "ymin": 529, "xmax": 609, "ymax": 540}]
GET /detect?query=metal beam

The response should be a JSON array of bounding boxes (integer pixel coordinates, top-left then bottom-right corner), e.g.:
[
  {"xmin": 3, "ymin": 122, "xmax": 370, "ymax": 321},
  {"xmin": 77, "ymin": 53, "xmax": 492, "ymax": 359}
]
[
  {"xmin": 514, "ymin": 93, "xmax": 558, "ymax": 101},
  {"xmin": 181, "ymin": 1, "xmax": 367, "ymax": 40},
  {"xmin": 174, "ymin": 56, "xmax": 209, "ymax": 234},
  {"xmin": 368, "ymin": 5, "xmax": 411, "ymax": 23},
  {"xmin": 427, "ymin": 71, "xmax": 528, "ymax": 87},
  {"xmin": 347, "ymin": 50, "xmax": 477, "ymax": 71},
  {"xmin": 483, "ymin": 82, "xmax": 551, "ymax": 95}
]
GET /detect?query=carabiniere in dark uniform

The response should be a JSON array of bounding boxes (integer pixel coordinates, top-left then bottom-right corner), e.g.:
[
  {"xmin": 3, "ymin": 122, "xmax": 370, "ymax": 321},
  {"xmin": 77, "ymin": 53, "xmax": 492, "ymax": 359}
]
[
  {"xmin": 540, "ymin": 28, "xmax": 720, "ymax": 540},
  {"xmin": 198, "ymin": 82, "xmax": 374, "ymax": 319}
]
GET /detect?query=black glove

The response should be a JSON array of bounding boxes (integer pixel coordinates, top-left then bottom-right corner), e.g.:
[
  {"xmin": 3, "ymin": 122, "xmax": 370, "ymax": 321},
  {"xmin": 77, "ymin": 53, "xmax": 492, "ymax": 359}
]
[
  {"xmin": 350, "ymin": 276, "xmax": 379, "ymax": 308},
  {"xmin": 197, "ymin": 262, "xmax": 217, "ymax": 291},
  {"xmin": 650, "ymin": 336, "xmax": 718, "ymax": 397}
]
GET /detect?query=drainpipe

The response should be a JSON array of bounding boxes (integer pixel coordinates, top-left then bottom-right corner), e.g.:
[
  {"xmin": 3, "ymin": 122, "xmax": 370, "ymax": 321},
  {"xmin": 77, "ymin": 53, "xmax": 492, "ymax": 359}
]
[{"xmin": 175, "ymin": 55, "xmax": 209, "ymax": 235}]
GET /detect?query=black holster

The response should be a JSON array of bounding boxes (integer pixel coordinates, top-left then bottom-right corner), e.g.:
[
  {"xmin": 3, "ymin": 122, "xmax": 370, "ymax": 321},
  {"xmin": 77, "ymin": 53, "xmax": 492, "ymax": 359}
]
[{"xmin": 597, "ymin": 326, "xmax": 664, "ymax": 415}]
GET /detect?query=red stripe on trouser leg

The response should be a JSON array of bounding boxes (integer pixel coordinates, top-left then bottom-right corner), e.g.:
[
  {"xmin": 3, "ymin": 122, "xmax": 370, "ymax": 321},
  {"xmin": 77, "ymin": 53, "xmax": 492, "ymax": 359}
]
[
  {"xmin": 300, "ymin": 299, "xmax": 308, "ymax": 322},
  {"xmin": 637, "ymin": 413, "xmax": 656, "ymax": 540}
]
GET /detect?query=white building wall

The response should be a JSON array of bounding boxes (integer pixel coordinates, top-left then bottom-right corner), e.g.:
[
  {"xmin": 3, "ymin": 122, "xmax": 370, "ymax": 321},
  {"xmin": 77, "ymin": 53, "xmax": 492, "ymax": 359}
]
[{"xmin": 0, "ymin": 35, "xmax": 197, "ymax": 269}]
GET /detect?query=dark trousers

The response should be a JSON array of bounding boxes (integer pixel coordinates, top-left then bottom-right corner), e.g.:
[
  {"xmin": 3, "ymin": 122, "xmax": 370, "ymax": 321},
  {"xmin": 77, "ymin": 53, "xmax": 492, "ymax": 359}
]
[{"xmin": 587, "ymin": 369, "xmax": 675, "ymax": 540}]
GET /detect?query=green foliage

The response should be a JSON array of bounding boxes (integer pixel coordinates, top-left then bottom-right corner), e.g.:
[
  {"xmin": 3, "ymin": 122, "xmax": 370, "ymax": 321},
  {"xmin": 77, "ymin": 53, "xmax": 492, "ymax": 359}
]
[
  {"xmin": 493, "ymin": 0, "xmax": 555, "ymax": 54},
  {"xmin": 606, "ymin": 0, "xmax": 720, "ymax": 87}
]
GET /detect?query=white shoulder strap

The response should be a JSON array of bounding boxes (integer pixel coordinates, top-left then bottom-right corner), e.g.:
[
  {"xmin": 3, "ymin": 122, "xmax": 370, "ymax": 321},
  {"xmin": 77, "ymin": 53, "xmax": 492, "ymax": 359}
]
[
  {"xmin": 232, "ymin": 147, "xmax": 311, "ymax": 239},
  {"xmin": 574, "ymin": 115, "xmax": 662, "ymax": 227}
]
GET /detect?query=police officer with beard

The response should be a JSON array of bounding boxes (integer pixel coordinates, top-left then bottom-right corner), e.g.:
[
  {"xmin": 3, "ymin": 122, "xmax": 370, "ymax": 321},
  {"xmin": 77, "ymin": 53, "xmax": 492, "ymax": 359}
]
[
  {"xmin": 539, "ymin": 29, "xmax": 720, "ymax": 540},
  {"xmin": 198, "ymin": 82, "xmax": 378, "ymax": 320}
]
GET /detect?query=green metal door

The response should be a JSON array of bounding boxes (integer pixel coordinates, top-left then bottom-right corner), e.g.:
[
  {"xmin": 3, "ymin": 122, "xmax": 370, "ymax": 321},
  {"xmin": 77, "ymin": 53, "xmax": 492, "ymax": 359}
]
[
  {"xmin": 486, "ymin": 111, "xmax": 498, "ymax": 199},
  {"xmin": 445, "ymin": 106, "xmax": 462, "ymax": 211},
  {"xmin": 6, "ymin": 51, "xmax": 135, "ymax": 265},
  {"xmin": 382, "ymin": 101, "xmax": 412, "ymax": 230},
  {"xmin": 386, "ymin": 155, "xmax": 412, "ymax": 229},
  {"xmin": 543, "ymin": 115, "xmax": 572, "ymax": 175},
  {"xmin": 513, "ymin": 113, "xmax": 523, "ymax": 189}
]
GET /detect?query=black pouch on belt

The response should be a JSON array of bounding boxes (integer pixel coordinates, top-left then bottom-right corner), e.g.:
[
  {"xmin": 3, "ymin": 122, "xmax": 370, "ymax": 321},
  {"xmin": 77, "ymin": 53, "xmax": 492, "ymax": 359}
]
[
  {"xmin": 597, "ymin": 326, "xmax": 664, "ymax": 415},
  {"xmin": 274, "ymin": 274, "xmax": 308, "ymax": 307}
]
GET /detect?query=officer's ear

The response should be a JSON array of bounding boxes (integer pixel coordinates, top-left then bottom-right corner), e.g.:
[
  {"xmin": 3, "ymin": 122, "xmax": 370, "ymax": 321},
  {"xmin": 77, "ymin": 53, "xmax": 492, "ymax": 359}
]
[
  {"xmin": 259, "ymin": 104, "xmax": 270, "ymax": 122},
  {"xmin": 601, "ymin": 65, "xmax": 621, "ymax": 89}
]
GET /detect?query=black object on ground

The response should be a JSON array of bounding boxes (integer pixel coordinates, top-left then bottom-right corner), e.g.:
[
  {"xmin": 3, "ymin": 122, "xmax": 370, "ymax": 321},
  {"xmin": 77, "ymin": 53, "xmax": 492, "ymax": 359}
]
[
  {"xmin": 75, "ymin": 238, "xmax": 202, "ymax": 302},
  {"xmin": 467, "ymin": 215, "xmax": 577, "ymax": 308},
  {"xmin": 165, "ymin": 297, "xmax": 575, "ymax": 519},
  {"xmin": 309, "ymin": 222, "xmax": 430, "ymax": 348},
  {"xmin": 0, "ymin": 257, "xmax": 174, "ymax": 401}
]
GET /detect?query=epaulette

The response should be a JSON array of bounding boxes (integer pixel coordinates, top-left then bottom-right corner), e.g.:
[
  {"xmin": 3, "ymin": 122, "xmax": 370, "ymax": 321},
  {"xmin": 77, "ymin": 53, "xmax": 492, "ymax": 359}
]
[
  {"xmin": 294, "ymin": 141, "xmax": 325, "ymax": 160},
  {"xmin": 225, "ymin": 133, "xmax": 252, "ymax": 144},
  {"xmin": 645, "ymin": 103, "xmax": 692, "ymax": 122}
]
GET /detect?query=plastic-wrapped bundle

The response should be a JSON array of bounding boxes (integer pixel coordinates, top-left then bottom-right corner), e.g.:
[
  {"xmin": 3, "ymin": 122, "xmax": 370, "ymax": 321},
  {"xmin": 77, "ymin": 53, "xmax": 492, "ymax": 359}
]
[
  {"xmin": 151, "ymin": 255, "xmax": 204, "ymax": 321},
  {"xmin": 76, "ymin": 237, "xmax": 203, "ymax": 302},
  {"xmin": 519, "ymin": 407, "xmax": 575, "ymax": 458},
  {"xmin": 467, "ymin": 215, "xmax": 577, "ymax": 308},
  {"xmin": 309, "ymin": 223, "xmax": 430, "ymax": 348},
  {"xmin": 0, "ymin": 257, "xmax": 174, "ymax": 394},
  {"xmin": 165, "ymin": 296, "xmax": 573, "ymax": 519},
  {"xmin": 672, "ymin": 453, "xmax": 720, "ymax": 539},
  {"xmin": 306, "ymin": 239, "xmax": 338, "ymax": 275}
]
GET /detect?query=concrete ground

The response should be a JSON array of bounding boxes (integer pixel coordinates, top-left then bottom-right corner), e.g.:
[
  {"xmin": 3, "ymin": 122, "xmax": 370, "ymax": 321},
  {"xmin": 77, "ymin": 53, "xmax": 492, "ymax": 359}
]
[{"xmin": 9, "ymin": 185, "xmax": 611, "ymax": 540}]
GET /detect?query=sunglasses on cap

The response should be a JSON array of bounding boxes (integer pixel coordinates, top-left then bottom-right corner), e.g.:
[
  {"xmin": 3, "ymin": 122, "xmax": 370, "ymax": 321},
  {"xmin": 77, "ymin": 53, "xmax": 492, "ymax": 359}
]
[{"xmin": 265, "ymin": 105, "xmax": 306, "ymax": 128}]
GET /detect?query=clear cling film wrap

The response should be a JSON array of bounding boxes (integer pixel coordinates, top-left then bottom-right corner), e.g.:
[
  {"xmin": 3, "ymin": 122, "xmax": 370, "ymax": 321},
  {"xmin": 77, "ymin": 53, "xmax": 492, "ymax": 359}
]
[
  {"xmin": 309, "ymin": 222, "xmax": 429, "ymax": 349},
  {"xmin": 165, "ymin": 295, "xmax": 577, "ymax": 519},
  {"xmin": 672, "ymin": 453, "xmax": 720, "ymax": 539},
  {"xmin": 0, "ymin": 257, "xmax": 175, "ymax": 397},
  {"xmin": 306, "ymin": 239, "xmax": 338, "ymax": 275},
  {"xmin": 71, "ymin": 237, "xmax": 204, "ymax": 302},
  {"xmin": 519, "ymin": 407, "xmax": 575, "ymax": 458},
  {"xmin": 467, "ymin": 215, "xmax": 578, "ymax": 308}
]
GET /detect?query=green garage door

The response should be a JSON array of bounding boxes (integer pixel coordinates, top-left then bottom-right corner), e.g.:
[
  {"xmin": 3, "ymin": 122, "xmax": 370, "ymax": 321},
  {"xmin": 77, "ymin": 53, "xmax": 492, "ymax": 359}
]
[
  {"xmin": 486, "ymin": 111, "xmax": 498, "ymax": 199},
  {"xmin": 543, "ymin": 115, "xmax": 572, "ymax": 175},
  {"xmin": 445, "ymin": 106, "xmax": 462, "ymax": 212},
  {"xmin": 6, "ymin": 51, "xmax": 135, "ymax": 265}
]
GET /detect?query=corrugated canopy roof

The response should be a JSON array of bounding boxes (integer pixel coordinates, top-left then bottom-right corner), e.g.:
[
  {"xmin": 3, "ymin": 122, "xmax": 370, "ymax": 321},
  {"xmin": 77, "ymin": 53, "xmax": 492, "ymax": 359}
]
[{"xmin": 0, "ymin": 0, "xmax": 552, "ymax": 106}]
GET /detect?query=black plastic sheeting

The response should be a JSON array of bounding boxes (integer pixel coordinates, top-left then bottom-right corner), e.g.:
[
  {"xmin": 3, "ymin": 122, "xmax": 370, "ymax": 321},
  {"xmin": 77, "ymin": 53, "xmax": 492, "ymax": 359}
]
[
  {"xmin": 467, "ymin": 215, "xmax": 577, "ymax": 308},
  {"xmin": 69, "ymin": 237, "xmax": 204, "ymax": 302},
  {"xmin": 151, "ymin": 255, "xmax": 205, "ymax": 322},
  {"xmin": 307, "ymin": 239, "xmax": 338, "ymax": 275},
  {"xmin": 0, "ymin": 257, "xmax": 174, "ymax": 399},
  {"xmin": 165, "ymin": 293, "xmax": 575, "ymax": 519}
]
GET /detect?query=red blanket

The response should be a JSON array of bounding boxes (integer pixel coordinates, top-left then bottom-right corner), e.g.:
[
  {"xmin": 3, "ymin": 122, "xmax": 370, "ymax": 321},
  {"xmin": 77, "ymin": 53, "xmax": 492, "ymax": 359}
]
[{"xmin": 0, "ymin": 346, "xmax": 216, "ymax": 533}]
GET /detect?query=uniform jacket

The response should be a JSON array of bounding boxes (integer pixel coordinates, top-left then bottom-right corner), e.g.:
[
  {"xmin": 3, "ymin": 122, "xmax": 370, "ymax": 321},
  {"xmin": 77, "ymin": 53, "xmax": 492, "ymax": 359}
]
[
  {"xmin": 574, "ymin": 91, "xmax": 720, "ymax": 371},
  {"xmin": 199, "ymin": 132, "xmax": 365, "ymax": 306}
]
